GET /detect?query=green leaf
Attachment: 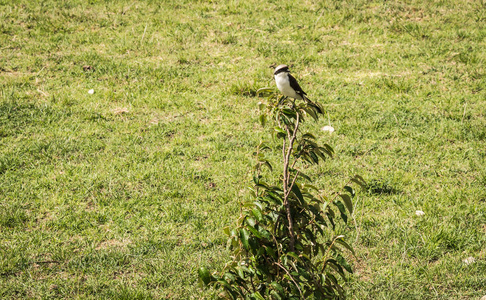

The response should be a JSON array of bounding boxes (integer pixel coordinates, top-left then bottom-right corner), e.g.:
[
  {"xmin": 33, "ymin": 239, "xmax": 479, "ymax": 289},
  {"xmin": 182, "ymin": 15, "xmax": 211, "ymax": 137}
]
[
  {"xmin": 302, "ymin": 133, "xmax": 316, "ymax": 140},
  {"xmin": 320, "ymin": 273, "xmax": 327, "ymax": 285},
  {"xmin": 339, "ymin": 194, "xmax": 353, "ymax": 215},
  {"xmin": 334, "ymin": 200, "xmax": 348, "ymax": 223},
  {"xmin": 309, "ymin": 151, "xmax": 319, "ymax": 164},
  {"xmin": 323, "ymin": 144, "xmax": 334, "ymax": 156},
  {"xmin": 253, "ymin": 201, "xmax": 263, "ymax": 211},
  {"xmin": 274, "ymin": 126, "xmax": 287, "ymax": 139},
  {"xmin": 217, "ymin": 279, "xmax": 238, "ymax": 299},
  {"xmin": 252, "ymin": 291, "xmax": 266, "ymax": 300},
  {"xmin": 351, "ymin": 175, "xmax": 367, "ymax": 189},
  {"xmin": 264, "ymin": 195, "xmax": 280, "ymax": 205},
  {"xmin": 265, "ymin": 190, "xmax": 283, "ymax": 205},
  {"xmin": 297, "ymin": 172, "xmax": 312, "ymax": 182},
  {"xmin": 240, "ymin": 228, "xmax": 250, "ymax": 250},
  {"xmin": 255, "ymin": 180, "xmax": 269, "ymax": 189},
  {"xmin": 246, "ymin": 217, "xmax": 256, "ymax": 227},
  {"xmin": 344, "ymin": 185, "xmax": 355, "ymax": 197},
  {"xmin": 274, "ymin": 126, "xmax": 286, "ymax": 134},
  {"xmin": 224, "ymin": 272, "xmax": 235, "ymax": 282},
  {"xmin": 303, "ymin": 228, "xmax": 317, "ymax": 245},
  {"xmin": 223, "ymin": 227, "xmax": 231, "ymax": 237},
  {"xmin": 263, "ymin": 160, "xmax": 273, "ymax": 171},
  {"xmin": 282, "ymin": 108, "xmax": 297, "ymax": 117},
  {"xmin": 336, "ymin": 253, "xmax": 353, "ymax": 273},
  {"xmin": 271, "ymin": 282, "xmax": 285, "ymax": 294},
  {"xmin": 321, "ymin": 200, "xmax": 329, "ymax": 211},
  {"xmin": 326, "ymin": 210, "xmax": 336, "ymax": 228},
  {"xmin": 251, "ymin": 208, "xmax": 263, "ymax": 222},
  {"xmin": 303, "ymin": 184, "xmax": 319, "ymax": 192},
  {"xmin": 258, "ymin": 142, "xmax": 271, "ymax": 151},
  {"xmin": 259, "ymin": 114, "xmax": 266, "ymax": 127},
  {"xmin": 314, "ymin": 148, "xmax": 328, "ymax": 161},
  {"xmin": 306, "ymin": 107, "xmax": 319, "ymax": 121},
  {"xmin": 286, "ymin": 251, "xmax": 300, "ymax": 260},
  {"xmin": 237, "ymin": 267, "xmax": 245, "ymax": 279},
  {"xmin": 256, "ymin": 87, "xmax": 274, "ymax": 96},
  {"xmin": 265, "ymin": 246, "xmax": 277, "ymax": 258},
  {"xmin": 198, "ymin": 267, "xmax": 212, "ymax": 286},
  {"xmin": 258, "ymin": 227, "xmax": 272, "ymax": 240},
  {"xmin": 327, "ymin": 259, "xmax": 344, "ymax": 275},
  {"xmin": 291, "ymin": 184, "xmax": 304, "ymax": 204},
  {"xmin": 270, "ymin": 290, "xmax": 283, "ymax": 300},
  {"xmin": 246, "ymin": 224, "xmax": 263, "ymax": 239},
  {"xmin": 335, "ymin": 237, "xmax": 355, "ymax": 256}
]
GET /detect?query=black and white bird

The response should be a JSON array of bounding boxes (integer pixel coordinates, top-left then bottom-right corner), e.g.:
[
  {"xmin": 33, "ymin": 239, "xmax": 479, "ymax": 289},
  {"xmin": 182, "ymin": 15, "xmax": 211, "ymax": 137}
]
[
  {"xmin": 273, "ymin": 64, "xmax": 322, "ymax": 113},
  {"xmin": 273, "ymin": 64, "xmax": 307, "ymax": 100}
]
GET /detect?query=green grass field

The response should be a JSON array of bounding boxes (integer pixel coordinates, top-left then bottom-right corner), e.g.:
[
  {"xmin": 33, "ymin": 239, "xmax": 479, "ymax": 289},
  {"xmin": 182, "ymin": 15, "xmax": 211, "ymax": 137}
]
[{"xmin": 1, "ymin": 0, "xmax": 486, "ymax": 298}]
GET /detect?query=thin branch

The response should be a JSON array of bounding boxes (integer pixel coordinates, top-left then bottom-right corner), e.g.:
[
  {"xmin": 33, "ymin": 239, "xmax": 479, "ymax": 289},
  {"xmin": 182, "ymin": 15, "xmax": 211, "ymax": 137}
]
[
  {"xmin": 286, "ymin": 121, "xmax": 293, "ymax": 141},
  {"xmin": 271, "ymin": 234, "xmax": 283, "ymax": 259},
  {"xmin": 234, "ymin": 273, "xmax": 253, "ymax": 294},
  {"xmin": 249, "ymin": 273, "xmax": 257, "ymax": 292},
  {"xmin": 254, "ymin": 146, "xmax": 262, "ymax": 197},
  {"xmin": 283, "ymin": 112, "xmax": 301, "ymax": 251},
  {"xmin": 274, "ymin": 262, "xmax": 303, "ymax": 298},
  {"xmin": 285, "ymin": 113, "xmax": 301, "ymax": 186},
  {"xmin": 285, "ymin": 170, "xmax": 300, "ymax": 199},
  {"xmin": 321, "ymin": 236, "xmax": 342, "ymax": 272},
  {"xmin": 270, "ymin": 233, "xmax": 284, "ymax": 278},
  {"xmin": 290, "ymin": 159, "xmax": 298, "ymax": 170},
  {"xmin": 274, "ymin": 214, "xmax": 281, "ymax": 236},
  {"xmin": 328, "ymin": 177, "xmax": 355, "ymax": 203}
]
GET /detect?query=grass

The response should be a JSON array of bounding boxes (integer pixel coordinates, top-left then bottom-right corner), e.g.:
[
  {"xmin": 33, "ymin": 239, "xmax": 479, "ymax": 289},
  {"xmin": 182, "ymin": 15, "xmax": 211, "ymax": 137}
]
[{"xmin": 1, "ymin": 0, "xmax": 485, "ymax": 298}]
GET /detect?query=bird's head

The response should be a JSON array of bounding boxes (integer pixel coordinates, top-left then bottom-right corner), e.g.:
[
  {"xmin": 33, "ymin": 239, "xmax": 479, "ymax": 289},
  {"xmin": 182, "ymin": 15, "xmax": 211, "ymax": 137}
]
[{"xmin": 273, "ymin": 64, "xmax": 290, "ymax": 76}]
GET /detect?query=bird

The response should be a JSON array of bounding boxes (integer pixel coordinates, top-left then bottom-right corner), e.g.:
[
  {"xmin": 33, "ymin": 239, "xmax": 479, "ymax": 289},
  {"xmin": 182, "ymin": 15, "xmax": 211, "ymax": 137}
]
[
  {"xmin": 273, "ymin": 64, "xmax": 322, "ymax": 114},
  {"xmin": 273, "ymin": 64, "xmax": 307, "ymax": 101}
]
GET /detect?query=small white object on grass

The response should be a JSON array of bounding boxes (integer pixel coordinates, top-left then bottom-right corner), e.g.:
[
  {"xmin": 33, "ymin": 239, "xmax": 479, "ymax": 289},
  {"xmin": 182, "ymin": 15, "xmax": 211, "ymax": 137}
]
[
  {"xmin": 462, "ymin": 257, "xmax": 475, "ymax": 265},
  {"xmin": 322, "ymin": 125, "xmax": 335, "ymax": 133},
  {"xmin": 88, "ymin": 89, "xmax": 94, "ymax": 94},
  {"xmin": 415, "ymin": 210, "xmax": 425, "ymax": 216}
]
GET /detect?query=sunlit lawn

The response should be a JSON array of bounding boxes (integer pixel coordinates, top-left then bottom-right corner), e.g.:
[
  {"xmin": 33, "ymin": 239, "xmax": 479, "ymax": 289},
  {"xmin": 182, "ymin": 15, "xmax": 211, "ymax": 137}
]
[{"xmin": 1, "ymin": 0, "xmax": 485, "ymax": 298}]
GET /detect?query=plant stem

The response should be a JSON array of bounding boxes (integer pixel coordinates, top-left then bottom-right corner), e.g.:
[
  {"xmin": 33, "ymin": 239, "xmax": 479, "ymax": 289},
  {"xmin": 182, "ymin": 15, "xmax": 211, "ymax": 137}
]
[
  {"xmin": 282, "ymin": 112, "xmax": 300, "ymax": 252},
  {"xmin": 285, "ymin": 170, "xmax": 300, "ymax": 199},
  {"xmin": 275, "ymin": 262, "xmax": 303, "ymax": 298}
]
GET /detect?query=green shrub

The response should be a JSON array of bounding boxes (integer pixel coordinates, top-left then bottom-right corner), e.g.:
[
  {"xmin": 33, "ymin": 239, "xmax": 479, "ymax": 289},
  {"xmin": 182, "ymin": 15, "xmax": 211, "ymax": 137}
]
[{"xmin": 199, "ymin": 89, "xmax": 365, "ymax": 299}]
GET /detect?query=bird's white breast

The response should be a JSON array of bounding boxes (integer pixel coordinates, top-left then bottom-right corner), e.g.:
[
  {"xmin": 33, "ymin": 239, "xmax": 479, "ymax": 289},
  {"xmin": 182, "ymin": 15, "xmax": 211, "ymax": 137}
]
[{"xmin": 274, "ymin": 72, "xmax": 302, "ymax": 100}]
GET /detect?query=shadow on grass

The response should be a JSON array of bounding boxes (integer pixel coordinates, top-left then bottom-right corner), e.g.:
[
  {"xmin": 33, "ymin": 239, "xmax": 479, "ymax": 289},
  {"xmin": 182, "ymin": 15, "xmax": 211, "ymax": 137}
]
[{"xmin": 366, "ymin": 179, "xmax": 400, "ymax": 195}]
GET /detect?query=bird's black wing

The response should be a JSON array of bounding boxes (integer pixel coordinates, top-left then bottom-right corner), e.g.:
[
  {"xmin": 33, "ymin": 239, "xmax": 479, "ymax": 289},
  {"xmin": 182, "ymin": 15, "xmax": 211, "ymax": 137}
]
[
  {"xmin": 289, "ymin": 73, "xmax": 323, "ymax": 114},
  {"xmin": 288, "ymin": 74, "xmax": 307, "ymax": 98}
]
